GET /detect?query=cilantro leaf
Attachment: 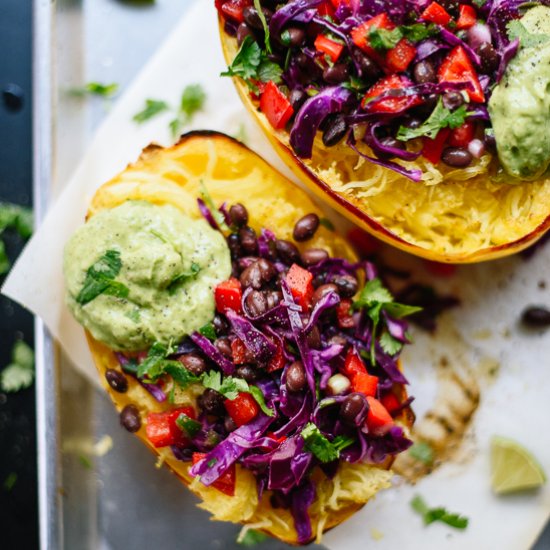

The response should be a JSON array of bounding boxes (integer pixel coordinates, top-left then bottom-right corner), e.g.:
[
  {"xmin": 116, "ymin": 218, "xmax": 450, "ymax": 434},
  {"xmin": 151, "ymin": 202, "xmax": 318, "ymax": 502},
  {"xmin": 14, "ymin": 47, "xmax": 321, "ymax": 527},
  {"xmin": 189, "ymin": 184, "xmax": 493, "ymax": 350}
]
[
  {"xmin": 133, "ymin": 99, "xmax": 169, "ymax": 123},
  {"xmin": 409, "ymin": 441, "xmax": 434, "ymax": 464},
  {"xmin": 198, "ymin": 322, "xmax": 217, "ymax": 341},
  {"xmin": 162, "ymin": 362, "xmax": 200, "ymax": 388},
  {"xmin": 0, "ymin": 340, "xmax": 35, "ymax": 393},
  {"xmin": 397, "ymin": 97, "xmax": 470, "ymax": 141},
  {"xmin": 137, "ymin": 341, "xmax": 170, "ymax": 379},
  {"xmin": 411, "ymin": 495, "xmax": 469, "ymax": 529},
  {"xmin": 71, "ymin": 82, "xmax": 119, "ymax": 97},
  {"xmin": 507, "ymin": 19, "xmax": 550, "ymax": 49},
  {"xmin": 3, "ymin": 472, "xmax": 17, "ymax": 491},
  {"xmin": 0, "ymin": 241, "xmax": 10, "ymax": 276},
  {"xmin": 301, "ymin": 423, "xmax": 354, "ymax": 463},
  {"xmin": 180, "ymin": 84, "xmax": 206, "ymax": 118},
  {"xmin": 257, "ymin": 60, "xmax": 283, "ymax": 84},
  {"xmin": 253, "ymin": 0, "xmax": 272, "ymax": 54},
  {"xmin": 76, "ymin": 250, "xmax": 129, "ymax": 305},
  {"xmin": 168, "ymin": 262, "xmax": 200, "ymax": 294},
  {"xmin": 176, "ymin": 413, "xmax": 202, "ymax": 438},
  {"xmin": 238, "ymin": 529, "xmax": 269, "ymax": 546},
  {"xmin": 319, "ymin": 217, "xmax": 335, "ymax": 231},
  {"xmin": 380, "ymin": 331, "xmax": 403, "ymax": 356},
  {"xmin": 201, "ymin": 371, "xmax": 274, "ymax": 416},
  {"xmin": 0, "ymin": 203, "xmax": 33, "ymax": 238},
  {"xmin": 400, "ymin": 23, "xmax": 438, "ymax": 43},
  {"xmin": 369, "ymin": 27, "xmax": 403, "ymax": 51}
]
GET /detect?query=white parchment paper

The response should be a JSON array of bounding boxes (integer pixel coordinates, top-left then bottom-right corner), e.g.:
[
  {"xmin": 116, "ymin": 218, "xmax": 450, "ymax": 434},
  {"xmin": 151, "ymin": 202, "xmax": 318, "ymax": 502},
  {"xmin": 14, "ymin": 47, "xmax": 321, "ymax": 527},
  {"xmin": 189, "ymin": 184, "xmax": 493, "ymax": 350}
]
[{"xmin": 4, "ymin": 2, "xmax": 550, "ymax": 549}]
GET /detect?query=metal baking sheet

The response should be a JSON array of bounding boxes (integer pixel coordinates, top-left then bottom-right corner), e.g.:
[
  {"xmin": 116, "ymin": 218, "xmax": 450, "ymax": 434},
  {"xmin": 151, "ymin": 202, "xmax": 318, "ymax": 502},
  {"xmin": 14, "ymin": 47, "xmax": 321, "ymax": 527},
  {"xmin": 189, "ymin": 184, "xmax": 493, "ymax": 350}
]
[{"xmin": 34, "ymin": 0, "xmax": 304, "ymax": 548}]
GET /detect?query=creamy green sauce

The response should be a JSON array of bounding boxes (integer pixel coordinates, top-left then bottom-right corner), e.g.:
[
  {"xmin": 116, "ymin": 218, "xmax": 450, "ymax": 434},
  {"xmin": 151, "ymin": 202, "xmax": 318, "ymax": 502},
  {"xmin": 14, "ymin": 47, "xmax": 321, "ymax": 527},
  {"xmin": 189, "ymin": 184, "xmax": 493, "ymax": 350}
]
[
  {"xmin": 64, "ymin": 200, "xmax": 231, "ymax": 351},
  {"xmin": 489, "ymin": 6, "xmax": 550, "ymax": 180}
]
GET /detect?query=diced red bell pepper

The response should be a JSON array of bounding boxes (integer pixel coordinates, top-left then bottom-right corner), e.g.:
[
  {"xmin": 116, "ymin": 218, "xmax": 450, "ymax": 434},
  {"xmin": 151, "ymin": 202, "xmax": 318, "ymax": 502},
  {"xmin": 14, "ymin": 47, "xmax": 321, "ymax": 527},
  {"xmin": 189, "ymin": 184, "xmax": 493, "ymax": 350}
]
[
  {"xmin": 314, "ymin": 34, "xmax": 344, "ymax": 62},
  {"xmin": 365, "ymin": 396, "xmax": 394, "ymax": 435},
  {"xmin": 192, "ymin": 452, "xmax": 236, "ymax": 496},
  {"xmin": 337, "ymin": 298, "xmax": 355, "ymax": 329},
  {"xmin": 224, "ymin": 392, "xmax": 259, "ymax": 427},
  {"xmin": 362, "ymin": 74, "xmax": 421, "ymax": 113},
  {"xmin": 385, "ymin": 39, "xmax": 417, "ymax": 73},
  {"xmin": 381, "ymin": 392, "xmax": 402, "ymax": 415},
  {"xmin": 219, "ymin": 0, "xmax": 251, "ymax": 23},
  {"xmin": 267, "ymin": 341, "xmax": 285, "ymax": 372},
  {"xmin": 285, "ymin": 263, "xmax": 314, "ymax": 311},
  {"xmin": 456, "ymin": 4, "xmax": 477, "ymax": 29},
  {"xmin": 318, "ymin": 1, "xmax": 336, "ymax": 17},
  {"xmin": 215, "ymin": 278, "xmax": 242, "ymax": 314},
  {"xmin": 351, "ymin": 372, "xmax": 379, "ymax": 397},
  {"xmin": 421, "ymin": 1, "xmax": 452, "ymax": 25},
  {"xmin": 438, "ymin": 46, "xmax": 485, "ymax": 103},
  {"xmin": 146, "ymin": 406, "xmax": 196, "ymax": 448},
  {"xmin": 423, "ymin": 260, "xmax": 458, "ymax": 277},
  {"xmin": 259, "ymin": 81, "xmax": 294, "ymax": 130},
  {"xmin": 231, "ymin": 337, "xmax": 251, "ymax": 364},
  {"xmin": 422, "ymin": 128, "xmax": 450, "ymax": 164},
  {"xmin": 343, "ymin": 348, "xmax": 367, "ymax": 377},
  {"xmin": 351, "ymin": 13, "xmax": 394, "ymax": 56},
  {"xmin": 347, "ymin": 227, "xmax": 381, "ymax": 256},
  {"xmin": 449, "ymin": 119, "xmax": 476, "ymax": 147}
]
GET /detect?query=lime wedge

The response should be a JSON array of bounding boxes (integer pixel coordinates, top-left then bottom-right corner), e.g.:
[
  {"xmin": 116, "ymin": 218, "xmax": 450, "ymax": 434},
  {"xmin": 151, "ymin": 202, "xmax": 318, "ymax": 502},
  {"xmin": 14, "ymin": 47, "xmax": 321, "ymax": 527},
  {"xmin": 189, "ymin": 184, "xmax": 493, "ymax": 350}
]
[{"xmin": 490, "ymin": 436, "xmax": 546, "ymax": 495}]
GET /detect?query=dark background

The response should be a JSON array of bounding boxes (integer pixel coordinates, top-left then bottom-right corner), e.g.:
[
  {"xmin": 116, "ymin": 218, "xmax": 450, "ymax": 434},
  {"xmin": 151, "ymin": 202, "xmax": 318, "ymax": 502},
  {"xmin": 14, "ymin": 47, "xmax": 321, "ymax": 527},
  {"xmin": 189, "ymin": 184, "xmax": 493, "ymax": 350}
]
[{"xmin": 0, "ymin": 0, "xmax": 38, "ymax": 548}]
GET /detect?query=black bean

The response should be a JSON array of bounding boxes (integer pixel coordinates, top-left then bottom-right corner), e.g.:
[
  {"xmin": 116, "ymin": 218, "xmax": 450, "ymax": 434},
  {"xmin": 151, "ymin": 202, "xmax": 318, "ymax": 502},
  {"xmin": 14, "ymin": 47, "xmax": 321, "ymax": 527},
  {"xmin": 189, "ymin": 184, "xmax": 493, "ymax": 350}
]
[
  {"xmin": 105, "ymin": 369, "xmax": 128, "ymax": 393},
  {"xmin": 245, "ymin": 290, "xmax": 268, "ymax": 317},
  {"xmin": 275, "ymin": 239, "xmax": 301, "ymax": 264},
  {"xmin": 301, "ymin": 248, "xmax": 329, "ymax": 267},
  {"xmin": 179, "ymin": 353, "xmax": 207, "ymax": 376},
  {"xmin": 340, "ymin": 393, "xmax": 368, "ymax": 426},
  {"xmin": 332, "ymin": 274, "xmax": 358, "ymax": 298},
  {"xmin": 235, "ymin": 364, "xmax": 258, "ymax": 382},
  {"xmin": 236, "ymin": 23, "xmax": 253, "ymax": 46},
  {"xmin": 243, "ymin": 6, "xmax": 272, "ymax": 30},
  {"xmin": 306, "ymin": 325, "xmax": 321, "ymax": 349},
  {"xmin": 442, "ymin": 91, "xmax": 464, "ymax": 110},
  {"xmin": 240, "ymin": 262, "xmax": 263, "ymax": 289},
  {"xmin": 403, "ymin": 116, "xmax": 423, "ymax": 130},
  {"xmin": 120, "ymin": 405, "xmax": 141, "ymax": 433},
  {"xmin": 353, "ymin": 48, "xmax": 381, "ymax": 80},
  {"xmin": 438, "ymin": 0, "xmax": 459, "ymax": 16},
  {"xmin": 286, "ymin": 361, "xmax": 306, "ymax": 392},
  {"xmin": 293, "ymin": 213, "xmax": 320, "ymax": 242},
  {"xmin": 237, "ymin": 256, "xmax": 258, "ymax": 273},
  {"xmin": 224, "ymin": 416, "xmax": 237, "ymax": 433},
  {"xmin": 322, "ymin": 114, "xmax": 348, "ymax": 147},
  {"xmin": 266, "ymin": 290, "xmax": 283, "ymax": 309},
  {"xmin": 323, "ymin": 63, "xmax": 349, "ymax": 84},
  {"xmin": 282, "ymin": 27, "xmax": 306, "ymax": 47},
  {"xmin": 413, "ymin": 60, "xmax": 436, "ymax": 84},
  {"xmin": 521, "ymin": 306, "xmax": 550, "ymax": 328},
  {"xmin": 257, "ymin": 258, "xmax": 277, "ymax": 283},
  {"xmin": 239, "ymin": 226, "xmax": 258, "ymax": 255},
  {"xmin": 229, "ymin": 203, "xmax": 248, "ymax": 227},
  {"xmin": 441, "ymin": 147, "xmax": 473, "ymax": 167},
  {"xmin": 199, "ymin": 388, "xmax": 225, "ymax": 415},
  {"xmin": 312, "ymin": 283, "xmax": 339, "ymax": 307},
  {"xmin": 215, "ymin": 337, "xmax": 233, "ymax": 358},
  {"xmin": 416, "ymin": 93, "xmax": 438, "ymax": 116},
  {"xmin": 294, "ymin": 52, "xmax": 323, "ymax": 81},
  {"xmin": 213, "ymin": 314, "xmax": 229, "ymax": 336},
  {"xmin": 477, "ymin": 42, "xmax": 499, "ymax": 74},
  {"xmin": 227, "ymin": 233, "xmax": 242, "ymax": 259},
  {"xmin": 289, "ymin": 88, "xmax": 307, "ymax": 112}
]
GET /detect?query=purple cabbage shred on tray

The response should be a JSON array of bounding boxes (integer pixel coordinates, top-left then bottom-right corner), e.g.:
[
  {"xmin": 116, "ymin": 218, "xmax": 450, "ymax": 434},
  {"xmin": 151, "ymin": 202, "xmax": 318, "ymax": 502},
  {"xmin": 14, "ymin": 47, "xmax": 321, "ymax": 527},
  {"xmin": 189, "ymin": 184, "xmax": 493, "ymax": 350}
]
[
  {"xmin": 217, "ymin": 0, "xmax": 543, "ymax": 180},
  {"xmin": 117, "ymin": 196, "xmax": 419, "ymax": 543}
]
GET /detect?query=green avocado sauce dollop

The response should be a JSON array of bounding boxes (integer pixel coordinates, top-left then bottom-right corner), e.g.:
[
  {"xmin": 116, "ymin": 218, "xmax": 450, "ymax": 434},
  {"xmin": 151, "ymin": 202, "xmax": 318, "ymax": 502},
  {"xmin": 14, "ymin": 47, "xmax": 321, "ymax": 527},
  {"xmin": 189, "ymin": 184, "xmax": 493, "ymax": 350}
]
[
  {"xmin": 489, "ymin": 6, "xmax": 550, "ymax": 180},
  {"xmin": 63, "ymin": 200, "xmax": 231, "ymax": 352}
]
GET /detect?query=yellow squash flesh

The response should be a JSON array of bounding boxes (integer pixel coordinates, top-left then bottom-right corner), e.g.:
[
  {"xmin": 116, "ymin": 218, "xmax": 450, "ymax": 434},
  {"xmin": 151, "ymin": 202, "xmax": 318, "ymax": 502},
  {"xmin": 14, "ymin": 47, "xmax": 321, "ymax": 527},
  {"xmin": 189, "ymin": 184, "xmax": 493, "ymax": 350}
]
[
  {"xmin": 84, "ymin": 132, "xmax": 414, "ymax": 544},
  {"xmin": 219, "ymin": 25, "xmax": 550, "ymax": 263}
]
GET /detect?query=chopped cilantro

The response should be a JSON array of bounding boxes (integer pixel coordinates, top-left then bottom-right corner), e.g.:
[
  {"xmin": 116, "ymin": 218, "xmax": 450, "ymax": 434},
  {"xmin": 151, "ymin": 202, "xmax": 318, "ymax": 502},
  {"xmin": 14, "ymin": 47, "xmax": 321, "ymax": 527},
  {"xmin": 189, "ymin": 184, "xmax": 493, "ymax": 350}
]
[
  {"xmin": 397, "ymin": 97, "xmax": 470, "ymax": 141},
  {"xmin": 198, "ymin": 322, "xmax": 217, "ymax": 341},
  {"xmin": 238, "ymin": 529, "xmax": 269, "ymax": 546},
  {"xmin": 301, "ymin": 423, "xmax": 354, "ymax": 463},
  {"xmin": 379, "ymin": 331, "xmax": 403, "ymax": 356},
  {"xmin": 0, "ymin": 202, "xmax": 33, "ymax": 275},
  {"xmin": 125, "ymin": 308, "xmax": 141, "ymax": 323},
  {"xmin": 221, "ymin": 36, "xmax": 282, "ymax": 89},
  {"xmin": 409, "ymin": 441, "xmax": 434, "ymax": 464},
  {"xmin": 133, "ymin": 99, "xmax": 169, "ymax": 123},
  {"xmin": 507, "ymin": 19, "xmax": 550, "ymax": 49},
  {"xmin": 0, "ymin": 242, "xmax": 9, "ymax": 275},
  {"xmin": 168, "ymin": 262, "xmax": 201, "ymax": 294},
  {"xmin": 176, "ymin": 413, "xmax": 202, "ymax": 438},
  {"xmin": 79, "ymin": 455, "xmax": 93, "ymax": 469},
  {"xmin": 71, "ymin": 82, "xmax": 119, "ymax": 98},
  {"xmin": 3, "ymin": 472, "xmax": 17, "ymax": 491},
  {"xmin": 201, "ymin": 371, "xmax": 274, "ymax": 416},
  {"xmin": 400, "ymin": 23, "xmax": 438, "ymax": 43},
  {"xmin": 411, "ymin": 495, "xmax": 469, "ymax": 529},
  {"xmin": 319, "ymin": 217, "xmax": 335, "ymax": 231},
  {"xmin": 76, "ymin": 250, "xmax": 129, "ymax": 305},
  {"xmin": 170, "ymin": 84, "xmax": 207, "ymax": 137},
  {"xmin": 369, "ymin": 27, "xmax": 403, "ymax": 51},
  {"xmin": 0, "ymin": 340, "xmax": 35, "ymax": 393},
  {"xmin": 253, "ymin": 0, "xmax": 272, "ymax": 53}
]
